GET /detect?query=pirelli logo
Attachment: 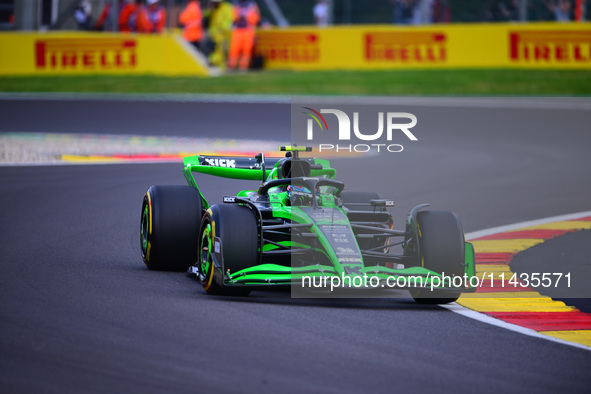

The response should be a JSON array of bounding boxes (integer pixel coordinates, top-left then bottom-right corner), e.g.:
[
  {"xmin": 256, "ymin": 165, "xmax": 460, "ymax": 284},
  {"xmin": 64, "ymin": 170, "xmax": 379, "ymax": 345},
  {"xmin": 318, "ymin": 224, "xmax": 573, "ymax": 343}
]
[
  {"xmin": 35, "ymin": 38, "xmax": 137, "ymax": 70},
  {"xmin": 256, "ymin": 33, "xmax": 319, "ymax": 63},
  {"xmin": 364, "ymin": 32, "xmax": 446, "ymax": 63},
  {"xmin": 510, "ymin": 31, "xmax": 591, "ymax": 63}
]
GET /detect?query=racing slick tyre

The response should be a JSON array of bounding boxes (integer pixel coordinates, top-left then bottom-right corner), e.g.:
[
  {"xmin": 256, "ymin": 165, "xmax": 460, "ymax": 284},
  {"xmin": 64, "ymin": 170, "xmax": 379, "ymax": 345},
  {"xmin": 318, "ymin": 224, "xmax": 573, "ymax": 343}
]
[
  {"xmin": 140, "ymin": 185, "xmax": 203, "ymax": 271},
  {"xmin": 198, "ymin": 204, "xmax": 257, "ymax": 296},
  {"xmin": 410, "ymin": 210, "xmax": 464, "ymax": 305},
  {"xmin": 340, "ymin": 192, "xmax": 391, "ymax": 261}
]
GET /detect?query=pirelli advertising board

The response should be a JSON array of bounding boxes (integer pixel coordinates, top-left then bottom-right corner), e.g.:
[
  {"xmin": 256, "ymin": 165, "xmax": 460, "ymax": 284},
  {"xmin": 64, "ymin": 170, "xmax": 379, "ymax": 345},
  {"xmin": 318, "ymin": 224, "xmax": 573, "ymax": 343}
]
[
  {"xmin": 256, "ymin": 23, "xmax": 591, "ymax": 70},
  {"xmin": 0, "ymin": 32, "xmax": 209, "ymax": 76},
  {"xmin": 0, "ymin": 23, "xmax": 589, "ymax": 76}
]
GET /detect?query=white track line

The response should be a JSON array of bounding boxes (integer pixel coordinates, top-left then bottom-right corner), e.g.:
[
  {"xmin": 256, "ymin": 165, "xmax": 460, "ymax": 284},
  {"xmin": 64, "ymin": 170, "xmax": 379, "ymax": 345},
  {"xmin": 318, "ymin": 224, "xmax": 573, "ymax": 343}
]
[
  {"xmin": 441, "ymin": 303, "xmax": 591, "ymax": 351},
  {"xmin": 441, "ymin": 210, "xmax": 591, "ymax": 352},
  {"xmin": 465, "ymin": 211, "xmax": 591, "ymax": 240}
]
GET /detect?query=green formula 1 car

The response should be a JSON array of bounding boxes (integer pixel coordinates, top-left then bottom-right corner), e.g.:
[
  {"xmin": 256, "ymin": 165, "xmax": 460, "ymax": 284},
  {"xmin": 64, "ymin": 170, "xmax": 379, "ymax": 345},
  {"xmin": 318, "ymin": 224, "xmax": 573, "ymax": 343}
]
[{"xmin": 140, "ymin": 146, "xmax": 476, "ymax": 303}]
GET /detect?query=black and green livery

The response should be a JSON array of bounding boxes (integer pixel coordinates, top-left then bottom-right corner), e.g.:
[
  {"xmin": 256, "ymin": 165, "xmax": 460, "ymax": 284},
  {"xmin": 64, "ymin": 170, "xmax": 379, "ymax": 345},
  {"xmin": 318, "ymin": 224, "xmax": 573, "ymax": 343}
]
[{"xmin": 140, "ymin": 146, "xmax": 476, "ymax": 303}]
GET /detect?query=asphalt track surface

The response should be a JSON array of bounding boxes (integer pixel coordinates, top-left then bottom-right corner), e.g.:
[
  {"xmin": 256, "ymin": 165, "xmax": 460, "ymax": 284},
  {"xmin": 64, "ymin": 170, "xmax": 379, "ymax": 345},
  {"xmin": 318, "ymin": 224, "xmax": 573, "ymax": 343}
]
[
  {"xmin": 511, "ymin": 230, "xmax": 591, "ymax": 312},
  {"xmin": 1, "ymin": 98, "xmax": 591, "ymax": 393}
]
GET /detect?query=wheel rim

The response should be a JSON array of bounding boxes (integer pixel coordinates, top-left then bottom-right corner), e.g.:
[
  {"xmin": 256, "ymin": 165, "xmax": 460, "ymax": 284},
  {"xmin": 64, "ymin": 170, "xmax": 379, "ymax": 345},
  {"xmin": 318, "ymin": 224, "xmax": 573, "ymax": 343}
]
[
  {"xmin": 200, "ymin": 222, "xmax": 212, "ymax": 281},
  {"xmin": 140, "ymin": 198, "xmax": 150, "ymax": 259}
]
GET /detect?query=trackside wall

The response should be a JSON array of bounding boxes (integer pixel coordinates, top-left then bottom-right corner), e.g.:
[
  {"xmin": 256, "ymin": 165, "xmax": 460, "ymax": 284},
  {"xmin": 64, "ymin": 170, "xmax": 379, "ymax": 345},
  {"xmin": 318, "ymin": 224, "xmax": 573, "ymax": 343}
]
[
  {"xmin": 255, "ymin": 23, "xmax": 591, "ymax": 70},
  {"xmin": 0, "ymin": 32, "xmax": 209, "ymax": 76}
]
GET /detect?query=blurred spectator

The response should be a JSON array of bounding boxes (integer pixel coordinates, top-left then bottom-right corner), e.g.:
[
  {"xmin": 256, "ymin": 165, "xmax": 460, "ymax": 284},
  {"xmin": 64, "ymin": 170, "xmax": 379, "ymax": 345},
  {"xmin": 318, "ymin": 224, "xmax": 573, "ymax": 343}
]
[
  {"xmin": 94, "ymin": 1, "xmax": 114, "ymax": 30},
  {"xmin": 180, "ymin": 0, "xmax": 203, "ymax": 50},
  {"xmin": 507, "ymin": 0, "xmax": 521, "ymax": 20},
  {"xmin": 206, "ymin": 0, "xmax": 234, "ymax": 68},
  {"xmin": 119, "ymin": 0, "xmax": 137, "ymax": 32},
  {"xmin": 544, "ymin": 0, "xmax": 572, "ymax": 21},
  {"xmin": 146, "ymin": 0, "xmax": 167, "ymax": 33},
  {"xmin": 73, "ymin": 0, "xmax": 93, "ymax": 30},
  {"xmin": 574, "ymin": 0, "xmax": 583, "ymax": 21},
  {"xmin": 228, "ymin": 0, "xmax": 260, "ymax": 70},
  {"xmin": 432, "ymin": 0, "xmax": 451, "ymax": 23},
  {"xmin": 129, "ymin": 1, "xmax": 151, "ymax": 33},
  {"xmin": 485, "ymin": 0, "xmax": 520, "ymax": 22},
  {"xmin": 392, "ymin": 0, "xmax": 416, "ymax": 24},
  {"xmin": 412, "ymin": 0, "xmax": 435, "ymax": 24},
  {"xmin": 313, "ymin": 0, "xmax": 329, "ymax": 26},
  {"xmin": 498, "ymin": 0, "xmax": 520, "ymax": 21}
]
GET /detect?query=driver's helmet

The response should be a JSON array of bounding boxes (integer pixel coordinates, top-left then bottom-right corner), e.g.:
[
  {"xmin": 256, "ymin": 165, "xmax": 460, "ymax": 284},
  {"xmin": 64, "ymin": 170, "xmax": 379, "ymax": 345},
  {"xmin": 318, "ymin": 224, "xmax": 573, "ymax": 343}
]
[{"xmin": 287, "ymin": 184, "xmax": 315, "ymax": 206}]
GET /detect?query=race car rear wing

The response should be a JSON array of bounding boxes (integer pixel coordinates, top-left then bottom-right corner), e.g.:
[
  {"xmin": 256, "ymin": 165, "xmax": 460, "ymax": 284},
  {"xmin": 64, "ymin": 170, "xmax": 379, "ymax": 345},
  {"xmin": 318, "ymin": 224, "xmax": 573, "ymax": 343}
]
[
  {"xmin": 183, "ymin": 154, "xmax": 283, "ymax": 182},
  {"xmin": 182, "ymin": 153, "xmax": 335, "ymax": 183},
  {"xmin": 182, "ymin": 152, "xmax": 338, "ymax": 209}
]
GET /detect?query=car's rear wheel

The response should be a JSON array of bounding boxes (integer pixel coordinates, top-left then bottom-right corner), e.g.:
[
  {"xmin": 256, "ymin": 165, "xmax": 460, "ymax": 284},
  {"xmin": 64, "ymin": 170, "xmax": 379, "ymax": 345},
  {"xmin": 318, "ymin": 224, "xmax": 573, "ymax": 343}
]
[
  {"xmin": 410, "ymin": 210, "xmax": 464, "ymax": 304},
  {"xmin": 198, "ymin": 204, "xmax": 258, "ymax": 296},
  {"xmin": 140, "ymin": 185, "xmax": 203, "ymax": 271}
]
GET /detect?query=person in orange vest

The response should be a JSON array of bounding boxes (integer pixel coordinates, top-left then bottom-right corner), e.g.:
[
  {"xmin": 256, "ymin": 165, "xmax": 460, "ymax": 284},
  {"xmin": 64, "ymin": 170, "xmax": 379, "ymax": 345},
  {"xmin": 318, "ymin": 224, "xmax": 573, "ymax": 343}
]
[
  {"xmin": 228, "ymin": 0, "xmax": 260, "ymax": 70},
  {"xmin": 129, "ymin": 1, "xmax": 151, "ymax": 33},
  {"xmin": 118, "ymin": 0, "xmax": 137, "ymax": 32},
  {"xmin": 179, "ymin": 0, "xmax": 203, "ymax": 50},
  {"xmin": 146, "ymin": 0, "xmax": 167, "ymax": 33}
]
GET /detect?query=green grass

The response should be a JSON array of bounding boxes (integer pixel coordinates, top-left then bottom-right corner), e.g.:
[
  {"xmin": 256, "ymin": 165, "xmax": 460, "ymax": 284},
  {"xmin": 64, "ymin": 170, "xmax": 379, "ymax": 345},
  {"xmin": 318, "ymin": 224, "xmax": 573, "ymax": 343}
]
[{"xmin": 1, "ymin": 69, "xmax": 590, "ymax": 96}]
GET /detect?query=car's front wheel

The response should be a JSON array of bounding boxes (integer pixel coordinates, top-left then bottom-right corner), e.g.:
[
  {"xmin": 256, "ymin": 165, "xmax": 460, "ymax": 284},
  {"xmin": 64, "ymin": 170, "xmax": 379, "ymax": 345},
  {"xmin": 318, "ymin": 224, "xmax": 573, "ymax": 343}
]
[
  {"xmin": 410, "ymin": 210, "xmax": 465, "ymax": 304},
  {"xmin": 198, "ymin": 204, "xmax": 258, "ymax": 296}
]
